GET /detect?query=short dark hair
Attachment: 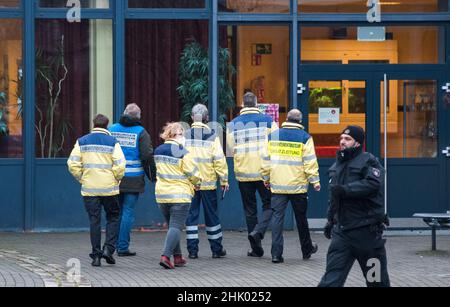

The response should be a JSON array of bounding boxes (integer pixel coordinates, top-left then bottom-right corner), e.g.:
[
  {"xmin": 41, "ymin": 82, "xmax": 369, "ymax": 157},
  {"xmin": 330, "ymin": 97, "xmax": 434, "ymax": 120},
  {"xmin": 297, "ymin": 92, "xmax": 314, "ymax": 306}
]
[
  {"xmin": 243, "ymin": 92, "xmax": 257, "ymax": 107},
  {"xmin": 93, "ymin": 114, "xmax": 109, "ymax": 129}
]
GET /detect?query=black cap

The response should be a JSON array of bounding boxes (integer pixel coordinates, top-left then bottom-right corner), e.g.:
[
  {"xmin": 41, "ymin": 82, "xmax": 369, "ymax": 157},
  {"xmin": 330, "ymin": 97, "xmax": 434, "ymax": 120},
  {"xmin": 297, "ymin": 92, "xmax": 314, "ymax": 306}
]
[{"xmin": 342, "ymin": 125, "xmax": 365, "ymax": 144}]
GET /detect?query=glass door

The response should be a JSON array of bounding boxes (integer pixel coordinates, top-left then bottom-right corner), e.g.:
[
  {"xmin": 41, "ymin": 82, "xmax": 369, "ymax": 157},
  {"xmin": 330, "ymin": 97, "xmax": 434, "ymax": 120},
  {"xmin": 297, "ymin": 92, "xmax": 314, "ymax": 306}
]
[
  {"xmin": 298, "ymin": 72, "xmax": 373, "ymax": 218},
  {"xmin": 375, "ymin": 71, "xmax": 448, "ymax": 217},
  {"xmin": 298, "ymin": 72, "xmax": 373, "ymax": 158}
]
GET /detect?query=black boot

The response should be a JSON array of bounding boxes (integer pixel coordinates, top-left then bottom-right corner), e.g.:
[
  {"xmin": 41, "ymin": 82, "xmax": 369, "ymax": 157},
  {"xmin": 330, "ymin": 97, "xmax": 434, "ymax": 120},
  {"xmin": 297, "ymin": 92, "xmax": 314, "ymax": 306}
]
[
  {"xmin": 248, "ymin": 231, "xmax": 264, "ymax": 257},
  {"xmin": 91, "ymin": 256, "xmax": 101, "ymax": 267},
  {"xmin": 102, "ymin": 248, "xmax": 116, "ymax": 265},
  {"xmin": 212, "ymin": 249, "xmax": 227, "ymax": 258}
]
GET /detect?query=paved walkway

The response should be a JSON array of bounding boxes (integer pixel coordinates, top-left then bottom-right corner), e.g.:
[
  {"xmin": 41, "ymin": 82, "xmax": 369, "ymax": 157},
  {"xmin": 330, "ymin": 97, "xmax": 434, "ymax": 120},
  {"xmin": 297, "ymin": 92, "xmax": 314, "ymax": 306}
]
[{"xmin": 0, "ymin": 231, "xmax": 450, "ymax": 287}]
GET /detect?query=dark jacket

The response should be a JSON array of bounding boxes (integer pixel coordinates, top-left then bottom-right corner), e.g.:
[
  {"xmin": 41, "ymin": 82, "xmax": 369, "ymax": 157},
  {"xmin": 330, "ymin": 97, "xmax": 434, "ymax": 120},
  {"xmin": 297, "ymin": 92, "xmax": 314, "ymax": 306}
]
[
  {"xmin": 327, "ymin": 146, "xmax": 385, "ymax": 231},
  {"xmin": 116, "ymin": 115, "xmax": 156, "ymax": 193}
]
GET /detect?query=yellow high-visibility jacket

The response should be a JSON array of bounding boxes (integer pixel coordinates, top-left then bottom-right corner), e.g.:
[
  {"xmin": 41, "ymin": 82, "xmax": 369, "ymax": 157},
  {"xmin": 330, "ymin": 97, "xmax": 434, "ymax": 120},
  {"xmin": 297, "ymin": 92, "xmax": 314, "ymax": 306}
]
[
  {"xmin": 185, "ymin": 122, "xmax": 228, "ymax": 190},
  {"xmin": 67, "ymin": 128, "xmax": 126, "ymax": 197},
  {"xmin": 226, "ymin": 107, "xmax": 277, "ymax": 182},
  {"xmin": 154, "ymin": 139, "xmax": 202, "ymax": 204},
  {"xmin": 261, "ymin": 122, "xmax": 320, "ymax": 194}
]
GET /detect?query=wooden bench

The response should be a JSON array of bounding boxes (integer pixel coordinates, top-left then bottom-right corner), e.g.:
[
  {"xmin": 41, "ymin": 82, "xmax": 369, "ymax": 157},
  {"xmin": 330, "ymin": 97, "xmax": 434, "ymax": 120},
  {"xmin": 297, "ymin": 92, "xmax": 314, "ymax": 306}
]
[{"xmin": 413, "ymin": 213, "xmax": 450, "ymax": 251}]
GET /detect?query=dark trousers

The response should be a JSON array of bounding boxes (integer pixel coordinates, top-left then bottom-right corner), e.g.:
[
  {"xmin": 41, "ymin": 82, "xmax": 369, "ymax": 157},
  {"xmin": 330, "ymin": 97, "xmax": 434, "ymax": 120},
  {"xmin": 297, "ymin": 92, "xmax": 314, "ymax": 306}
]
[
  {"xmin": 318, "ymin": 225, "xmax": 390, "ymax": 287},
  {"xmin": 186, "ymin": 190, "xmax": 223, "ymax": 254},
  {"xmin": 83, "ymin": 196, "xmax": 120, "ymax": 259},
  {"xmin": 271, "ymin": 193, "xmax": 314, "ymax": 258},
  {"xmin": 238, "ymin": 181, "xmax": 272, "ymax": 237}
]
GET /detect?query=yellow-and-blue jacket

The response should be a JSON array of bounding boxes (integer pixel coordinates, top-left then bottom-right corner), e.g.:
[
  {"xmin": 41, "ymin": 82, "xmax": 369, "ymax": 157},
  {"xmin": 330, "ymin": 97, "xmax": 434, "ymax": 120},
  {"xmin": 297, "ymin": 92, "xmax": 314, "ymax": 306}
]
[
  {"xmin": 67, "ymin": 128, "xmax": 126, "ymax": 197},
  {"xmin": 185, "ymin": 122, "xmax": 228, "ymax": 190},
  {"xmin": 261, "ymin": 122, "xmax": 320, "ymax": 194},
  {"xmin": 226, "ymin": 107, "xmax": 277, "ymax": 182},
  {"xmin": 154, "ymin": 139, "xmax": 202, "ymax": 204}
]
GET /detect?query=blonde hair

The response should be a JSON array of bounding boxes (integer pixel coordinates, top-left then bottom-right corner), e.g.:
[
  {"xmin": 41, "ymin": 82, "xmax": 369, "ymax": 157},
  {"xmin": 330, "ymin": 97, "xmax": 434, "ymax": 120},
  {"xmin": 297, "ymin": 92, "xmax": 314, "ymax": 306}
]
[{"xmin": 160, "ymin": 122, "xmax": 184, "ymax": 141}]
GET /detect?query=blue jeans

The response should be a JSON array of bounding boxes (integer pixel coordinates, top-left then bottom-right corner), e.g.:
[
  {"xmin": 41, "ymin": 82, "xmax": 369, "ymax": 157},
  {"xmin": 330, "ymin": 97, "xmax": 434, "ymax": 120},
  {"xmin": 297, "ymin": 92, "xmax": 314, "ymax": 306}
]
[{"xmin": 117, "ymin": 193, "xmax": 139, "ymax": 252}]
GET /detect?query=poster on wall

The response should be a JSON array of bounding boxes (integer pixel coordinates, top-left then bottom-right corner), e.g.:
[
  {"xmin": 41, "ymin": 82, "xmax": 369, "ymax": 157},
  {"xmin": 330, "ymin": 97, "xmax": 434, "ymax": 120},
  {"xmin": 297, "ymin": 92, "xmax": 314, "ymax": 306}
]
[
  {"xmin": 318, "ymin": 108, "xmax": 340, "ymax": 124},
  {"xmin": 258, "ymin": 103, "xmax": 279, "ymax": 123}
]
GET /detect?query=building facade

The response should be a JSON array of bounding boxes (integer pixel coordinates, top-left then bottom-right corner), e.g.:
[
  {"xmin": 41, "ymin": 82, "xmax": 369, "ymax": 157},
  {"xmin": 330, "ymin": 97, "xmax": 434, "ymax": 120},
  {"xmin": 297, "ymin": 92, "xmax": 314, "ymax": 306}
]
[{"xmin": 0, "ymin": 0, "xmax": 449, "ymax": 231}]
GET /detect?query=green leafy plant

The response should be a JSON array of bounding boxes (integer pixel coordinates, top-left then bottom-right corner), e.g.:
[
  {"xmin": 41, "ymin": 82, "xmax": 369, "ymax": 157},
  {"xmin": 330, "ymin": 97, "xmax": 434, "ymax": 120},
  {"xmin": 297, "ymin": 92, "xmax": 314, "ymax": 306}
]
[
  {"xmin": 177, "ymin": 40, "xmax": 236, "ymax": 127},
  {"xmin": 309, "ymin": 87, "xmax": 342, "ymax": 113},
  {"xmin": 0, "ymin": 91, "xmax": 8, "ymax": 136}
]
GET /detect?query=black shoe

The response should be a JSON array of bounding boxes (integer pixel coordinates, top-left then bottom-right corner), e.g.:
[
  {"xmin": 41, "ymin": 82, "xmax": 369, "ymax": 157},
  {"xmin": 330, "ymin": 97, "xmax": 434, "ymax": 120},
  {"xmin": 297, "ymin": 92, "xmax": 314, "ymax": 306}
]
[
  {"xmin": 272, "ymin": 256, "xmax": 284, "ymax": 263},
  {"xmin": 102, "ymin": 249, "xmax": 116, "ymax": 265},
  {"xmin": 188, "ymin": 252, "xmax": 198, "ymax": 259},
  {"xmin": 303, "ymin": 242, "xmax": 318, "ymax": 260},
  {"xmin": 212, "ymin": 249, "xmax": 226, "ymax": 258},
  {"xmin": 247, "ymin": 249, "xmax": 263, "ymax": 257},
  {"xmin": 117, "ymin": 250, "xmax": 137, "ymax": 257},
  {"xmin": 248, "ymin": 231, "xmax": 264, "ymax": 257},
  {"xmin": 91, "ymin": 256, "xmax": 101, "ymax": 267}
]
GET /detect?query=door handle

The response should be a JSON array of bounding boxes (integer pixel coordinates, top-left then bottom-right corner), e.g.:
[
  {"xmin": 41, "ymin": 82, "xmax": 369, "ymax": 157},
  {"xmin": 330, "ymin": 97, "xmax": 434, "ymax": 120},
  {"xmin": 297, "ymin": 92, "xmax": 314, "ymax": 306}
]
[
  {"xmin": 297, "ymin": 83, "xmax": 306, "ymax": 95},
  {"xmin": 443, "ymin": 147, "xmax": 450, "ymax": 157}
]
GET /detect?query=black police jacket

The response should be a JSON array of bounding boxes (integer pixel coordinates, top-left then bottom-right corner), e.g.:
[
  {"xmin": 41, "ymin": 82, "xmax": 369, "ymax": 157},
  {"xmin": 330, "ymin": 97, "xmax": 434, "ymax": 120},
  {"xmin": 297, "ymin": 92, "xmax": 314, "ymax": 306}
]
[{"xmin": 326, "ymin": 146, "xmax": 385, "ymax": 231}]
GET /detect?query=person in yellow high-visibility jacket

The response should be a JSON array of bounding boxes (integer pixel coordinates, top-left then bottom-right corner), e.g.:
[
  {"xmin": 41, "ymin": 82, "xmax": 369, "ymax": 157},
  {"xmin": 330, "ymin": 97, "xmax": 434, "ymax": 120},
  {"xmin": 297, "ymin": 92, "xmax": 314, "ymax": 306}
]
[
  {"xmin": 261, "ymin": 109, "xmax": 320, "ymax": 263},
  {"xmin": 226, "ymin": 92, "xmax": 277, "ymax": 257},
  {"xmin": 154, "ymin": 122, "xmax": 202, "ymax": 269},
  {"xmin": 185, "ymin": 104, "xmax": 229, "ymax": 259},
  {"xmin": 67, "ymin": 114, "xmax": 126, "ymax": 267}
]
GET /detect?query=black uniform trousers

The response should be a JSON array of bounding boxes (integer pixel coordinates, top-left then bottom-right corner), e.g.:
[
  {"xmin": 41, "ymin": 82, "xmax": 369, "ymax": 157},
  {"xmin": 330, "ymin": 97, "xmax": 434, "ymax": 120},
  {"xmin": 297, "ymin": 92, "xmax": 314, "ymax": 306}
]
[
  {"xmin": 318, "ymin": 224, "xmax": 390, "ymax": 287},
  {"xmin": 83, "ymin": 196, "xmax": 121, "ymax": 259},
  {"xmin": 271, "ymin": 193, "xmax": 314, "ymax": 258},
  {"xmin": 238, "ymin": 181, "xmax": 272, "ymax": 237}
]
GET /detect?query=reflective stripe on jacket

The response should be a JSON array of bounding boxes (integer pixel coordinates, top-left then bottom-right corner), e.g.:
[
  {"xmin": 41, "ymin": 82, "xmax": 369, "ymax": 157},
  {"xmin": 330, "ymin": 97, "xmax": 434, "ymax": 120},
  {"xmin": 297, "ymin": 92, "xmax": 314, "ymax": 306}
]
[
  {"xmin": 67, "ymin": 128, "xmax": 126, "ymax": 197},
  {"xmin": 227, "ymin": 107, "xmax": 276, "ymax": 182},
  {"xmin": 154, "ymin": 140, "xmax": 202, "ymax": 203},
  {"xmin": 261, "ymin": 122, "xmax": 320, "ymax": 194},
  {"xmin": 185, "ymin": 122, "xmax": 228, "ymax": 190}
]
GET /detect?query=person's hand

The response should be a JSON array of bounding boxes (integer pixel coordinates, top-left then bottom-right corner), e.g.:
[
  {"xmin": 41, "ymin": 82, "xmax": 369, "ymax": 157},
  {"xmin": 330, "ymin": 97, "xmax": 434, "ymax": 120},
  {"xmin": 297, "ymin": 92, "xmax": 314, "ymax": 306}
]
[
  {"xmin": 264, "ymin": 181, "xmax": 270, "ymax": 190},
  {"xmin": 314, "ymin": 183, "xmax": 321, "ymax": 192},
  {"xmin": 324, "ymin": 221, "xmax": 333, "ymax": 240},
  {"xmin": 330, "ymin": 184, "xmax": 346, "ymax": 198},
  {"xmin": 221, "ymin": 184, "xmax": 230, "ymax": 192}
]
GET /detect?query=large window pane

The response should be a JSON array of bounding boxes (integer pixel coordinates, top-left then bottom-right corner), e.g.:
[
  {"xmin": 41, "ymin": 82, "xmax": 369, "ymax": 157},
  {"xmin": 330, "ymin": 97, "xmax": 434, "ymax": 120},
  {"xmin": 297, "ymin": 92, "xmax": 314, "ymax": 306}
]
[
  {"xmin": 219, "ymin": 0, "xmax": 290, "ymax": 13},
  {"xmin": 220, "ymin": 25, "xmax": 290, "ymax": 124},
  {"xmin": 39, "ymin": 0, "xmax": 109, "ymax": 8},
  {"xmin": 0, "ymin": 0, "xmax": 19, "ymax": 8},
  {"xmin": 299, "ymin": 0, "xmax": 448, "ymax": 13},
  {"xmin": 126, "ymin": 20, "xmax": 209, "ymax": 146},
  {"xmin": 0, "ymin": 19, "xmax": 22, "ymax": 158},
  {"xmin": 35, "ymin": 19, "xmax": 113, "ymax": 158},
  {"xmin": 128, "ymin": 0, "xmax": 205, "ymax": 8},
  {"xmin": 309, "ymin": 80, "xmax": 366, "ymax": 158},
  {"xmin": 381, "ymin": 80, "xmax": 438, "ymax": 158},
  {"xmin": 301, "ymin": 26, "xmax": 445, "ymax": 64}
]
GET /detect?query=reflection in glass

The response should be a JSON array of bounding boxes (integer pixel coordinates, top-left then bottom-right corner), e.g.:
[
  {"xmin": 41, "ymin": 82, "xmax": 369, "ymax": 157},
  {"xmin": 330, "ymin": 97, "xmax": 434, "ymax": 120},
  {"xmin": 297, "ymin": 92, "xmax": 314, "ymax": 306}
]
[
  {"xmin": 35, "ymin": 20, "xmax": 113, "ymax": 158},
  {"xmin": 309, "ymin": 80, "xmax": 366, "ymax": 158},
  {"xmin": 219, "ymin": 25, "xmax": 290, "ymax": 124},
  {"xmin": 0, "ymin": 19, "xmax": 22, "ymax": 158},
  {"xmin": 219, "ymin": 0, "xmax": 290, "ymax": 13},
  {"xmin": 381, "ymin": 80, "xmax": 438, "ymax": 158},
  {"xmin": 0, "ymin": 0, "xmax": 19, "ymax": 7},
  {"xmin": 301, "ymin": 26, "xmax": 444, "ymax": 64},
  {"xmin": 39, "ymin": 0, "xmax": 109, "ymax": 8},
  {"xmin": 128, "ymin": 0, "xmax": 205, "ymax": 8},
  {"xmin": 126, "ymin": 20, "xmax": 209, "ymax": 146},
  {"xmin": 299, "ymin": 0, "xmax": 446, "ymax": 13}
]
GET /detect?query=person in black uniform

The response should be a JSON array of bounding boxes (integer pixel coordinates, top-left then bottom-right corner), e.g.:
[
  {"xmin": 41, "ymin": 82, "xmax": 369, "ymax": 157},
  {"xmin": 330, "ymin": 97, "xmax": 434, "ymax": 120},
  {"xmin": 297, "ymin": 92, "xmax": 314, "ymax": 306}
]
[{"xmin": 318, "ymin": 125, "xmax": 390, "ymax": 287}]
